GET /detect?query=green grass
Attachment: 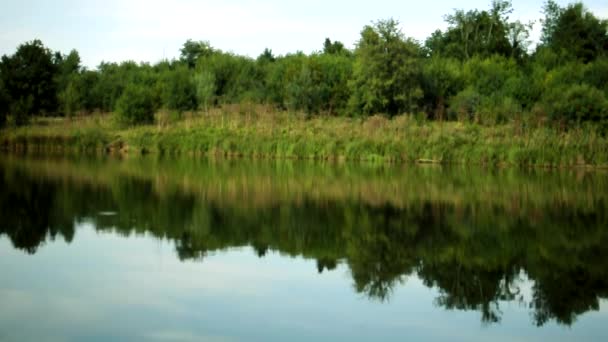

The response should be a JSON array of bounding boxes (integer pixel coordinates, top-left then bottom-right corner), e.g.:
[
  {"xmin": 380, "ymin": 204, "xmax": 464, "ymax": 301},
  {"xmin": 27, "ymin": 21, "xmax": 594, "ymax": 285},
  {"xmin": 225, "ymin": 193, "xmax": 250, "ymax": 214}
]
[{"xmin": 2, "ymin": 106, "xmax": 608, "ymax": 168}]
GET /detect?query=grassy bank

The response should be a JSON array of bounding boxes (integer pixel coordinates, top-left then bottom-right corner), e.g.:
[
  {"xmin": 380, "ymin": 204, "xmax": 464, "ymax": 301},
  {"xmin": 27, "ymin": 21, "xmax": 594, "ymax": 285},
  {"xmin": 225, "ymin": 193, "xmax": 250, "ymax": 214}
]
[{"xmin": 1, "ymin": 106, "xmax": 608, "ymax": 167}]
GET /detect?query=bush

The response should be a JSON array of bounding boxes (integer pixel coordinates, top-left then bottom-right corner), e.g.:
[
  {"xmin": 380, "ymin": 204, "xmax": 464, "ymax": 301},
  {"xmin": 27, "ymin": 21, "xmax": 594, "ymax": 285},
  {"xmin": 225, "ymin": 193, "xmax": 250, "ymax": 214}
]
[
  {"xmin": 545, "ymin": 84, "xmax": 607, "ymax": 130},
  {"xmin": 461, "ymin": 56, "xmax": 519, "ymax": 97},
  {"xmin": 194, "ymin": 70, "xmax": 216, "ymax": 111},
  {"xmin": 477, "ymin": 96, "xmax": 522, "ymax": 125},
  {"xmin": 9, "ymin": 96, "xmax": 33, "ymax": 126},
  {"xmin": 59, "ymin": 80, "xmax": 80, "ymax": 118},
  {"xmin": 421, "ymin": 57, "xmax": 463, "ymax": 120},
  {"xmin": 449, "ymin": 87, "xmax": 482, "ymax": 122},
  {"xmin": 584, "ymin": 58, "xmax": 608, "ymax": 95},
  {"xmin": 114, "ymin": 84, "xmax": 156, "ymax": 126},
  {"xmin": 163, "ymin": 65, "xmax": 197, "ymax": 112}
]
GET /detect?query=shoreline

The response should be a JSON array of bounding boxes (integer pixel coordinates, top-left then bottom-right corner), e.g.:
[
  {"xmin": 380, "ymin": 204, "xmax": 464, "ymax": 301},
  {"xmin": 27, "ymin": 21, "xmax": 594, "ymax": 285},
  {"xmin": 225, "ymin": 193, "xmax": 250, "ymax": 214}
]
[{"xmin": 2, "ymin": 110, "xmax": 607, "ymax": 170}]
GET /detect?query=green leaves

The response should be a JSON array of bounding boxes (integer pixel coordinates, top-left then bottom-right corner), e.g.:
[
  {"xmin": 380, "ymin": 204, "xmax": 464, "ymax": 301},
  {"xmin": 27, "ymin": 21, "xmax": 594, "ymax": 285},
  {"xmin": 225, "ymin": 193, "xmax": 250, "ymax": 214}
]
[
  {"xmin": 180, "ymin": 40, "xmax": 214, "ymax": 68},
  {"xmin": 540, "ymin": 1, "xmax": 608, "ymax": 62},
  {"xmin": 429, "ymin": 1, "xmax": 525, "ymax": 61},
  {"xmin": 0, "ymin": 39, "xmax": 58, "ymax": 122},
  {"xmin": 163, "ymin": 65, "xmax": 197, "ymax": 112},
  {"xmin": 194, "ymin": 70, "xmax": 216, "ymax": 111},
  {"xmin": 544, "ymin": 83, "xmax": 608, "ymax": 128},
  {"xmin": 349, "ymin": 19, "xmax": 424, "ymax": 116},
  {"xmin": 114, "ymin": 84, "xmax": 155, "ymax": 126}
]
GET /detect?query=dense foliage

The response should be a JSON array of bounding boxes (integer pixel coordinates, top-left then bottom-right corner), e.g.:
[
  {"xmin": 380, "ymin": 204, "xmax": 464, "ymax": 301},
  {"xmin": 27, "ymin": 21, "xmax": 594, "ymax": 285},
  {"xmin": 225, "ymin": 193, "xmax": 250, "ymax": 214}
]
[
  {"xmin": 0, "ymin": 1, "xmax": 606, "ymax": 130},
  {"xmin": 114, "ymin": 84, "xmax": 156, "ymax": 126}
]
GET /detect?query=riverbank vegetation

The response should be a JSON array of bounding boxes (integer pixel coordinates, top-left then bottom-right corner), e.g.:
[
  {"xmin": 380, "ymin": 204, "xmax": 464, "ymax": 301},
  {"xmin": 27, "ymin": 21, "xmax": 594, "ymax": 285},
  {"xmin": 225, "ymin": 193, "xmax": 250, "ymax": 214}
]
[
  {"xmin": 2, "ymin": 110, "xmax": 608, "ymax": 167},
  {"xmin": 1, "ymin": 1, "xmax": 607, "ymax": 166}
]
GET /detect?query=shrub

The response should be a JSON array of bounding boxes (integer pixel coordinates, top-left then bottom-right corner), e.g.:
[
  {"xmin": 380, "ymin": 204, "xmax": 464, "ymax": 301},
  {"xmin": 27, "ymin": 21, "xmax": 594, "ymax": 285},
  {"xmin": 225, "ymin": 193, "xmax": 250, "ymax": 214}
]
[
  {"xmin": 449, "ymin": 87, "xmax": 482, "ymax": 122},
  {"xmin": 164, "ymin": 65, "xmax": 197, "ymax": 112},
  {"xmin": 544, "ymin": 84, "xmax": 607, "ymax": 130},
  {"xmin": 114, "ymin": 84, "xmax": 156, "ymax": 126},
  {"xmin": 477, "ymin": 96, "xmax": 522, "ymax": 125},
  {"xmin": 9, "ymin": 96, "xmax": 33, "ymax": 126},
  {"xmin": 584, "ymin": 58, "xmax": 608, "ymax": 95}
]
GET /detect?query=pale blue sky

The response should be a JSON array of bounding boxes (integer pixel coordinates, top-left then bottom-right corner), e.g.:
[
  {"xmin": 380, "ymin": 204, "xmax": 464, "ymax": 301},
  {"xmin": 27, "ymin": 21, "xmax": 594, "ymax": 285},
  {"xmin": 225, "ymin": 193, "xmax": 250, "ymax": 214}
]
[{"xmin": 1, "ymin": 0, "xmax": 606, "ymax": 68}]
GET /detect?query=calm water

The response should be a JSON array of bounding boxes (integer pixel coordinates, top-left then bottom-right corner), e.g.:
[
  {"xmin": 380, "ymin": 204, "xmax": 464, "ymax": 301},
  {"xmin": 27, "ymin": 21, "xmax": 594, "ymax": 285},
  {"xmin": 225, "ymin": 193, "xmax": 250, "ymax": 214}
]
[{"xmin": 1, "ymin": 155, "xmax": 607, "ymax": 341}]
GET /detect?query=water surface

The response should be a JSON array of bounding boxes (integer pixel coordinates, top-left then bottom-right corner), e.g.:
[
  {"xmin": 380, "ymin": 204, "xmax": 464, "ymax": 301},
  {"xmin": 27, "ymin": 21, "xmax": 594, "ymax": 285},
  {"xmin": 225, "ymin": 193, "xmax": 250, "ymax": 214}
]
[{"xmin": 1, "ymin": 155, "xmax": 607, "ymax": 341}]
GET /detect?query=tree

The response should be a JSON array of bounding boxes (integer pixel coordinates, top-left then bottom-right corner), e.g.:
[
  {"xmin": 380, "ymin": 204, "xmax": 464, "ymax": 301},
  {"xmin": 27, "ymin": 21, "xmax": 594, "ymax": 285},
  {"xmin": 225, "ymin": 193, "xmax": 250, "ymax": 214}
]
[
  {"xmin": 584, "ymin": 57, "xmax": 608, "ymax": 96},
  {"xmin": 257, "ymin": 48, "xmax": 276, "ymax": 64},
  {"xmin": 540, "ymin": 1, "xmax": 608, "ymax": 63},
  {"xmin": 422, "ymin": 57, "xmax": 463, "ymax": 120},
  {"xmin": 163, "ymin": 65, "xmax": 197, "ymax": 111},
  {"xmin": 114, "ymin": 84, "xmax": 156, "ymax": 126},
  {"xmin": 0, "ymin": 39, "xmax": 58, "ymax": 122},
  {"xmin": 449, "ymin": 55, "xmax": 522, "ymax": 123},
  {"xmin": 55, "ymin": 49, "xmax": 83, "ymax": 116},
  {"xmin": 55, "ymin": 49, "xmax": 82, "ymax": 89},
  {"xmin": 429, "ymin": 1, "xmax": 519, "ymax": 60},
  {"xmin": 507, "ymin": 20, "xmax": 533, "ymax": 60},
  {"xmin": 348, "ymin": 19, "xmax": 423, "ymax": 116},
  {"xmin": 197, "ymin": 52, "xmax": 263, "ymax": 104},
  {"xmin": 542, "ymin": 83, "xmax": 607, "ymax": 129},
  {"xmin": 265, "ymin": 53, "xmax": 307, "ymax": 109},
  {"xmin": 280, "ymin": 53, "xmax": 352, "ymax": 115},
  {"xmin": 59, "ymin": 79, "xmax": 80, "ymax": 118},
  {"xmin": 540, "ymin": 0, "xmax": 561, "ymax": 45},
  {"xmin": 77, "ymin": 70, "xmax": 102, "ymax": 112},
  {"xmin": 194, "ymin": 71, "xmax": 216, "ymax": 111},
  {"xmin": 323, "ymin": 38, "xmax": 350, "ymax": 56},
  {"xmin": 180, "ymin": 40, "xmax": 214, "ymax": 68}
]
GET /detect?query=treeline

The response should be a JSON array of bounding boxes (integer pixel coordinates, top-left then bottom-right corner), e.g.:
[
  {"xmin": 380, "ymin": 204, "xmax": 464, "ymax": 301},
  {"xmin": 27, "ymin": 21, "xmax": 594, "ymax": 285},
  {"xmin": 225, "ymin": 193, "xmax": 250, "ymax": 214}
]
[{"xmin": 0, "ymin": 0, "xmax": 607, "ymax": 129}]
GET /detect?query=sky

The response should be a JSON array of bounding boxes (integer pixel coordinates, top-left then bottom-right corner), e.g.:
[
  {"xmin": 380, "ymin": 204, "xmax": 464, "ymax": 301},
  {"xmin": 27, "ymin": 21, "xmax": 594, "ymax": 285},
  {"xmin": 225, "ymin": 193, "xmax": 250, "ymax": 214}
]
[{"xmin": 1, "ymin": 0, "xmax": 607, "ymax": 69}]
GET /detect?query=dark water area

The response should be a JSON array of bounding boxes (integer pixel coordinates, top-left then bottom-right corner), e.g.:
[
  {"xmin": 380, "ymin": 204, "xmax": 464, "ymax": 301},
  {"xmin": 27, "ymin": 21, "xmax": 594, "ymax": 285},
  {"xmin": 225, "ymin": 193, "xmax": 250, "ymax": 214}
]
[{"xmin": 1, "ymin": 155, "xmax": 607, "ymax": 341}]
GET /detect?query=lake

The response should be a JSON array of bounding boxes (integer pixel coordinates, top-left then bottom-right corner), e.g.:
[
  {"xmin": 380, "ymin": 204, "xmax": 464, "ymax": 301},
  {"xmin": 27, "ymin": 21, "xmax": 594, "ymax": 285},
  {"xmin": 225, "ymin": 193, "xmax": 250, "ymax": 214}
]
[{"xmin": 1, "ymin": 154, "xmax": 607, "ymax": 341}]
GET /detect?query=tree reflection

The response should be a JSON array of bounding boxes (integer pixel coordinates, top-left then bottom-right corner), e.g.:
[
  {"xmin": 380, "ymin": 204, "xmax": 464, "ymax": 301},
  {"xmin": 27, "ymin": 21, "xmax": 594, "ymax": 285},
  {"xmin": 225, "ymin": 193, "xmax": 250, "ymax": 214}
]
[{"xmin": 1, "ymin": 156, "xmax": 607, "ymax": 327}]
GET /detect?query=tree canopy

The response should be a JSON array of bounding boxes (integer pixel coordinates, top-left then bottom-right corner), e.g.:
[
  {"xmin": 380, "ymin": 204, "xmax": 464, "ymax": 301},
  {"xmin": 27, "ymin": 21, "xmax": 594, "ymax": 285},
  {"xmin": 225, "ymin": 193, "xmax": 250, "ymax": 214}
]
[{"xmin": 0, "ymin": 1, "xmax": 606, "ymax": 130}]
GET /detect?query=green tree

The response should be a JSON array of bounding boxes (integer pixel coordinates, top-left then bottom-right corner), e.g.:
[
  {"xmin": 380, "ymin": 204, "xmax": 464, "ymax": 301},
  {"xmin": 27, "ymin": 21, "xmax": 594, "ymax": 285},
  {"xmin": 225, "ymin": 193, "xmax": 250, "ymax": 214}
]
[
  {"xmin": 584, "ymin": 57, "xmax": 608, "ymax": 95},
  {"xmin": 0, "ymin": 39, "xmax": 58, "ymax": 122},
  {"xmin": 265, "ymin": 53, "xmax": 307, "ymax": 109},
  {"xmin": 323, "ymin": 38, "xmax": 351, "ymax": 56},
  {"xmin": 278, "ymin": 53, "xmax": 353, "ymax": 115},
  {"xmin": 114, "ymin": 84, "xmax": 156, "ymax": 126},
  {"xmin": 59, "ymin": 79, "xmax": 80, "ymax": 118},
  {"xmin": 163, "ymin": 65, "xmax": 197, "ymax": 111},
  {"xmin": 55, "ymin": 49, "xmax": 81, "ymax": 90},
  {"xmin": 180, "ymin": 40, "xmax": 214, "ymax": 68},
  {"xmin": 348, "ymin": 19, "xmax": 423, "ymax": 116},
  {"xmin": 194, "ymin": 70, "xmax": 216, "ymax": 111},
  {"xmin": 197, "ymin": 52, "xmax": 264, "ymax": 104},
  {"xmin": 77, "ymin": 70, "xmax": 102, "ymax": 112},
  {"xmin": 421, "ymin": 57, "xmax": 463, "ymax": 119},
  {"xmin": 257, "ymin": 48, "xmax": 276, "ymax": 63},
  {"xmin": 94, "ymin": 61, "xmax": 161, "ymax": 113},
  {"xmin": 428, "ymin": 1, "xmax": 521, "ymax": 60},
  {"xmin": 507, "ymin": 20, "xmax": 533, "ymax": 60},
  {"xmin": 449, "ymin": 55, "xmax": 522, "ymax": 123},
  {"xmin": 543, "ymin": 83, "xmax": 607, "ymax": 129},
  {"xmin": 540, "ymin": 0, "xmax": 562, "ymax": 46},
  {"xmin": 540, "ymin": 1, "xmax": 608, "ymax": 62},
  {"xmin": 55, "ymin": 49, "xmax": 82, "ymax": 116}
]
